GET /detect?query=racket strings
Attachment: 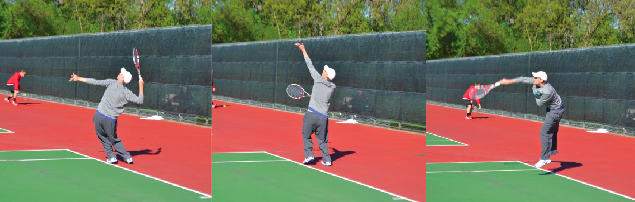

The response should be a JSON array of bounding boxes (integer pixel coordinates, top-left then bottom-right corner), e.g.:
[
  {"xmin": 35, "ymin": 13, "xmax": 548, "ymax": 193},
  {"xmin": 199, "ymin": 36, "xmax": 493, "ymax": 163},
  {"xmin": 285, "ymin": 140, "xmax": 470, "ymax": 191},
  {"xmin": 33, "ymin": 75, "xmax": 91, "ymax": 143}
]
[{"xmin": 287, "ymin": 85, "xmax": 305, "ymax": 98}]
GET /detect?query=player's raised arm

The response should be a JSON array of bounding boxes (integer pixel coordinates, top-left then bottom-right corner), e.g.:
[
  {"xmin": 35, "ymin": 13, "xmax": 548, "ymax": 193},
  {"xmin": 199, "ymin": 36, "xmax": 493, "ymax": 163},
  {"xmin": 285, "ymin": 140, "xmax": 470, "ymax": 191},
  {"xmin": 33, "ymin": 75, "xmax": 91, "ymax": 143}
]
[{"xmin": 296, "ymin": 43, "xmax": 321, "ymax": 80}]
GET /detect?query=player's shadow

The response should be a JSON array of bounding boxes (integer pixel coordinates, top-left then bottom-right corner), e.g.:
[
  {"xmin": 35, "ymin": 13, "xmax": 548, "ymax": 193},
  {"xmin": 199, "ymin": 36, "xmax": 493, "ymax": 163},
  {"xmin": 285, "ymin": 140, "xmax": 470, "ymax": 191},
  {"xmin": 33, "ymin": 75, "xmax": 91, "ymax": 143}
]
[
  {"xmin": 312, "ymin": 148, "xmax": 356, "ymax": 164},
  {"xmin": 107, "ymin": 148, "xmax": 162, "ymax": 162},
  {"xmin": 471, "ymin": 117, "xmax": 489, "ymax": 119},
  {"xmin": 539, "ymin": 161, "xmax": 583, "ymax": 175},
  {"xmin": 128, "ymin": 148, "xmax": 162, "ymax": 157},
  {"xmin": 17, "ymin": 102, "xmax": 40, "ymax": 106},
  {"xmin": 213, "ymin": 105, "xmax": 230, "ymax": 109}
]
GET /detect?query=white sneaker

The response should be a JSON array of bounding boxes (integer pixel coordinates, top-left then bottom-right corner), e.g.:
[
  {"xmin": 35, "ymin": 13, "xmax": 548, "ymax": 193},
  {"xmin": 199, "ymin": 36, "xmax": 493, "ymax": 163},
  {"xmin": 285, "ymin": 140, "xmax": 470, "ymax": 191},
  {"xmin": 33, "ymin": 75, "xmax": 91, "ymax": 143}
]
[
  {"xmin": 535, "ymin": 159, "xmax": 551, "ymax": 168},
  {"xmin": 302, "ymin": 157, "xmax": 314, "ymax": 164},
  {"xmin": 321, "ymin": 161, "xmax": 332, "ymax": 166},
  {"xmin": 4, "ymin": 98, "xmax": 8, "ymax": 103},
  {"xmin": 12, "ymin": 101, "xmax": 17, "ymax": 106},
  {"xmin": 106, "ymin": 157, "xmax": 117, "ymax": 164},
  {"xmin": 550, "ymin": 150, "xmax": 559, "ymax": 155},
  {"xmin": 125, "ymin": 158, "xmax": 133, "ymax": 164}
]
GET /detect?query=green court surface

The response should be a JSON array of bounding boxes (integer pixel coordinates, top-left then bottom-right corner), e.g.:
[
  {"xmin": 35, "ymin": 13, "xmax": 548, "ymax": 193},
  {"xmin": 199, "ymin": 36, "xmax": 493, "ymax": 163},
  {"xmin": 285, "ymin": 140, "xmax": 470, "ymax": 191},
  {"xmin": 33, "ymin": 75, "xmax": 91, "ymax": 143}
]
[
  {"xmin": 426, "ymin": 133, "xmax": 467, "ymax": 146},
  {"xmin": 0, "ymin": 149, "xmax": 209, "ymax": 201},
  {"xmin": 212, "ymin": 152, "xmax": 411, "ymax": 201},
  {"xmin": 427, "ymin": 161, "xmax": 633, "ymax": 201},
  {"xmin": 0, "ymin": 128, "xmax": 12, "ymax": 133}
]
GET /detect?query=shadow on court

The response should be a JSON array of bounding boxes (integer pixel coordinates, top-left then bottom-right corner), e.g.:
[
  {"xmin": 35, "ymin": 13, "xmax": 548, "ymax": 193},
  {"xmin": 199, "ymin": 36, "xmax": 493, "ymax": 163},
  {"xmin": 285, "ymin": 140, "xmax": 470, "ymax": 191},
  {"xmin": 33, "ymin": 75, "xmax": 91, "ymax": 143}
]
[
  {"xmin": 471, "ymin": 117, "xmax": 490, "ymax": 119},
  {"xmin": 213, "ymin": 105, "xmax": 230, "ymax": 109},
  {"xmin": 539, "ymin": 161, "xmax": 583, "ymax": 175},
  {"xmin": 129, "ymin": 148, "xmax": 162, "ymax": 157},
  {"xmin": 17, "ymin": 102, "xmax": 40, "ymax": 106},
  {"xmin": 311, "ymin": 148, "xmax": 356, "ymax": 164},
  {"xmin": 100, "ymin": 148, "xmax": 163, "ymax": 162}
]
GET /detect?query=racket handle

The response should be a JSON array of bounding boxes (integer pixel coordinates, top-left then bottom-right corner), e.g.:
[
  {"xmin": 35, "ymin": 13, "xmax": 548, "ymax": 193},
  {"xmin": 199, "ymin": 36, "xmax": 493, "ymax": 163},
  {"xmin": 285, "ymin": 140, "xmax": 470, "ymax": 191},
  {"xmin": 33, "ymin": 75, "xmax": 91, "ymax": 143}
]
[
  {"xmin": 139, "ymin": 75, "xmax": 143, "ymax": 80},
  {"xmin": 495, "ymin": 82, "xmax": 500, "ymax": 87}
]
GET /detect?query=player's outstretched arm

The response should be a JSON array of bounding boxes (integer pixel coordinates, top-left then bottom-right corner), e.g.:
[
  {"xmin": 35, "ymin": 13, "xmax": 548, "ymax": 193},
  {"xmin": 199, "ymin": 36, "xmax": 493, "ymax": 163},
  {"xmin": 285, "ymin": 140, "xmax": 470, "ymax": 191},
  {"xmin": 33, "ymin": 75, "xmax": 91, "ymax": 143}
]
[
  {"xmin": 69, "ymin": 72, "xmax": 86, "ymax": 82},
  {"xmin": 499, "ymin": 78, "xmax": 515, "ymax": 85}
]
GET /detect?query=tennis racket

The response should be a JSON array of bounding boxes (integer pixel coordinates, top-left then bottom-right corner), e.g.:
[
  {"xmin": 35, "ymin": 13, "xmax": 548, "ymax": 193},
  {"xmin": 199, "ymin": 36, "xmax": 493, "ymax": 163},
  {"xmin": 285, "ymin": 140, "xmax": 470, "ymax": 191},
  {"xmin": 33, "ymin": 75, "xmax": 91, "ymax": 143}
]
[
  {"xmin": 133, "ymin": 48, "xmax": 142, "ymax": 80},
  {"xmin": 286, "ymin": 84, "xmax": 311, "ymax": 99},
  {"xmin": 475, "ymin": 82, "xmax": 500, "ymax": 99}
]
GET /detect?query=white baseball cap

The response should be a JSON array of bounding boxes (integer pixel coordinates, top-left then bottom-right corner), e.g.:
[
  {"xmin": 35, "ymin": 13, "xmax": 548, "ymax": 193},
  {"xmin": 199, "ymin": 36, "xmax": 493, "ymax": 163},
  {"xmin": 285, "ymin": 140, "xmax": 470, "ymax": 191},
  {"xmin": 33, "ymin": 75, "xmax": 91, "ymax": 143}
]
[
  {"xmin": 121, "ymin": 67, "xmax": 132, "ymax": 84},
  {"xmin": 532, "ymin": 71, "xmax": 548, "ymax": 81},
  {"xmin": 324, "ymin": 65, "xmax": 336, "ymax": 80}
]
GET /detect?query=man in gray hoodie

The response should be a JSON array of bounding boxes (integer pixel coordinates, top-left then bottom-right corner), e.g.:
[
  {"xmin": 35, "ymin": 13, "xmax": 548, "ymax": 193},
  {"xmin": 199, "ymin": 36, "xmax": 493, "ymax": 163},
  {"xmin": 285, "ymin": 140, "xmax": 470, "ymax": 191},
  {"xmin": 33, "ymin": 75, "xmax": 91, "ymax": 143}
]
[
  {"xmin": 296, "ymin": 43, "xmax": 337, "ymax": 166},
  {"xmin": 499, "ymin": 71, "xmax": 563, "ymax": 168},
  {"xmin": 69, "ymin": 68, "xmax": 144, "ymax": 164}
]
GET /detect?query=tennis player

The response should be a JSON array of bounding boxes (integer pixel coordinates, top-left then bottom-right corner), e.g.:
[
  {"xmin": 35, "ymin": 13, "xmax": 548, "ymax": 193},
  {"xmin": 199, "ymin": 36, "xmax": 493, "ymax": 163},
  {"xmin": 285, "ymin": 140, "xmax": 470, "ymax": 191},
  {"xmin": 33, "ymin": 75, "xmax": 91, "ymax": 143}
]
[
  {"xmin": 499, "ymin": 71, "xmax": 563, "ymax": 168},
  {"xmin": 296, "ymin": 43, "xmax": 337, "ymax": 166},
  {"xmin": 69, "ymin": 68, "xmax": 144, "ymax": 164},
  {"xmin": 462, "ymin": 82, "xmax": 482, "ymax": 119},
  {"xmin": 5, "ymin": 70, "xmax": 26, "ymax": 106},
  {"xmin": 212, "ymin": 71, "xmax": 216, "ymax": 108}
]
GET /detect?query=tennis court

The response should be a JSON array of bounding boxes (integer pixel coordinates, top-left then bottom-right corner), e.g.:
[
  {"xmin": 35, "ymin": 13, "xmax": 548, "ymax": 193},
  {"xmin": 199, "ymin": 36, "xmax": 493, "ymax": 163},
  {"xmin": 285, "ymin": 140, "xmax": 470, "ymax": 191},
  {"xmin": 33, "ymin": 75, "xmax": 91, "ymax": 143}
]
[
  {"xmin": 0, "ymin": 149, "xmax": 209, "ymax": 201},
  {"xmin": 213, "ymin": 152, "xmax": 410, "ymax": 201},
  {"xmin": 0, "ymin": 94, "xmax": 211, "ymax": 199},
  {"xmin": 427, "ymin": 104, "xmax": 635, "ymax": 200},
  {"xmin": 428, "ymin": 161, "xmax": 633, "ymax": 201},
  {"xmin": 212, "ymin": 100, "xmax": 426, "ymax": 201},
  {"xmin": 426, "ymin": 132, "xmax": 467, "ymax": 146}
]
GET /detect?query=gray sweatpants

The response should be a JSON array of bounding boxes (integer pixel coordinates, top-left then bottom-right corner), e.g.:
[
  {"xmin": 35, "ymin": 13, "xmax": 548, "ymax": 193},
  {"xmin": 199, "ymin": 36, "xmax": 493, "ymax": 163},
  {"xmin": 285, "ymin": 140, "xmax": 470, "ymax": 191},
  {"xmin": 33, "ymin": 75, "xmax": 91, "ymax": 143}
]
[
  {"xmin": 93, "ymin": 111, "xmax": 131, "ymax": 160},
  {"xmin": 540, "ymin": 107, "xmax": 564, "ymax": 160},
  {"xmin": 302, "ymin": 111, "xmax": 331, "ymax": 162}
]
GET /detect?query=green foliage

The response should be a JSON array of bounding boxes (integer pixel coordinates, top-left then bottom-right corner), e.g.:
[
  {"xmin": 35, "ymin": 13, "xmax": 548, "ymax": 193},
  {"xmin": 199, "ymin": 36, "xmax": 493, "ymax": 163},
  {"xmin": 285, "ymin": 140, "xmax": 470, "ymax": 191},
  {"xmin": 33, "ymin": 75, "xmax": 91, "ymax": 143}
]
[
  {"xmin": 426, "ymin": 0, "xmax": 635, "ymax": 60},
  {"xmin": 212, "ymin": 0, "xmax": 425, "ymax": 44},
  {"xmin": 0, "ymin": 0, "xmax": 210, "ymax": 39}
]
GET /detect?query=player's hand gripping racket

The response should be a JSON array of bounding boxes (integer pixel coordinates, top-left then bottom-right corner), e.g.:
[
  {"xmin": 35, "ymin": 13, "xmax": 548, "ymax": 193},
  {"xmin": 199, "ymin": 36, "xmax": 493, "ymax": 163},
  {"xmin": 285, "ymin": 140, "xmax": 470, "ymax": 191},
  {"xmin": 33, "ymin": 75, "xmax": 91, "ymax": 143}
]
[
  {"xmin": 286, "ymin": 84, "xmax": 311, "ymax": 99},
  {"xmin": 475, "ymin": 82, "xmax": 500, "ymax": 100},
  {"xmin": 133, "ymin": 48, "xmax": 142, "ymax": 80}
]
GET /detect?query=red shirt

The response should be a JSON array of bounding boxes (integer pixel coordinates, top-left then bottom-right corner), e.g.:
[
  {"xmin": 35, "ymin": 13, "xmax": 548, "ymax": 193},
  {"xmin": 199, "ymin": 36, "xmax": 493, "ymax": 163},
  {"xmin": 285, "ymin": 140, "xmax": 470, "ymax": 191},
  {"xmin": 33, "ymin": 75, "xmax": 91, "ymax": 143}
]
[
  {"xmin": 462, "ymin": 85, "xmax": 481, "ymax": 105},
  {"xmin": 6, "ymin": 72, "xmax": 23, "ymax": 90}
]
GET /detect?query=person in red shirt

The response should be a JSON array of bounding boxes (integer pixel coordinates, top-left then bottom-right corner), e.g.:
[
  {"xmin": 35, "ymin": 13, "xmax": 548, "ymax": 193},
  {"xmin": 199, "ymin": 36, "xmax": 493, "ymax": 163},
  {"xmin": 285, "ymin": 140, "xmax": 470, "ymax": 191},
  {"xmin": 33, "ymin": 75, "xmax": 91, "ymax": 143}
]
[
  {"xmin": 212, "ymin": 70, "xmax": 216, "ymax": 108},
  {"xmin": 5, "ymin": 70, "xmax": 26, "ymax": 106},
  {"xmin": 462, "ymin": 82, "xmax": 482, "ymax": 119}
]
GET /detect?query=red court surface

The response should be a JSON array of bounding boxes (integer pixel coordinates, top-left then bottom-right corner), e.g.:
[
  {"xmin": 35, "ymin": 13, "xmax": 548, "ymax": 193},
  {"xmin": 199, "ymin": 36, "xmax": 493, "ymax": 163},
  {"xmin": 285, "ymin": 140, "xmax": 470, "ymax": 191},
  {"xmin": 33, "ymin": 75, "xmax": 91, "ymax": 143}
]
[
  {"xmin": 212, "ymin": 100, "xmax": 426, "ymax": 201},
  {"xmin": 0, "ymin": 97, "xmax": 211, "ymax": 196},
  {"xmin": 427, "ymin": 104, "xmax": 635, "ymax": 198}
]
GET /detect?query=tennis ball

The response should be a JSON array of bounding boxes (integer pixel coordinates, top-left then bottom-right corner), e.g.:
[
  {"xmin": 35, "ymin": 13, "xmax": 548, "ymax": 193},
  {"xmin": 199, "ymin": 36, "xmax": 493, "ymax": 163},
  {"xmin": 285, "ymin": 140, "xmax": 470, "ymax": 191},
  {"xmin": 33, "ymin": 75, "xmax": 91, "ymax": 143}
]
[{"xmin": 23, "ymin": 93, "xmax": 26, "ymax": 96}]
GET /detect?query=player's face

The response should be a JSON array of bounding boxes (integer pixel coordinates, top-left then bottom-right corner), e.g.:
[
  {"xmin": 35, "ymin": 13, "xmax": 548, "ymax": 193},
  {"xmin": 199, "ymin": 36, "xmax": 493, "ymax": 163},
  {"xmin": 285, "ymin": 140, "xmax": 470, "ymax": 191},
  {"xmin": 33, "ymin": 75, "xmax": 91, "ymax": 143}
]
[
  {"xmin": 117, "ymin": 73, "xmax": 124, "ymax": 82},
  {"xmin": 533, "ymin": 77, "xmax": 543, "ymax": 85},
  {"xmin": 322, "ymin": 70, "xmax": 329, "ymax": 80}
]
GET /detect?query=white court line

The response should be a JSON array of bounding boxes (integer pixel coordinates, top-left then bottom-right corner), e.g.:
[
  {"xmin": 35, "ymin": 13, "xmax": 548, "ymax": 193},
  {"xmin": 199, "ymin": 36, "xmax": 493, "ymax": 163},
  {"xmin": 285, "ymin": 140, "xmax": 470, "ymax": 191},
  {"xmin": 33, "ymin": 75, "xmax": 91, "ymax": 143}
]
[
  {"xmin": 0, "ymin": 158, "xmax": 90, "ymax": 162},
  {"xmin": 0, "ymin": 149, "xmax": 67, "ymax": 152},
  {"xmin": 430, "ymin": 160, "xmax": 635, "ymax": 201},
  {"xmin": 426, "ymin": 132, "xmax": 468, "ymax": 146},
  {"xmin": 263, "ymin": 152, "xmax": 417, "ymax": 202},
  {"xmin": 65, "ymin": 149, "xmax": 212, "ymax": 199},
  {"xmin": 427, "ymin": 161, "xmax": 518, "ymax": 164},
  {"xmin": 213, "ymin": 151, "xmax": 267, "ymax": 154},
  {"xmin": 0, "ymin": 128, "xmax": 14, "ymax": 133},
  {"xmin": 515, "ymin": 161, "xmax": 635, "ymax": 201},
  {"xmin": 427, "ymin": 169, "xmax": 536, "ymax": 174},
  {"xmin": 213, "ymin": 160, "xmax": 286, "ymax": 163}
]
